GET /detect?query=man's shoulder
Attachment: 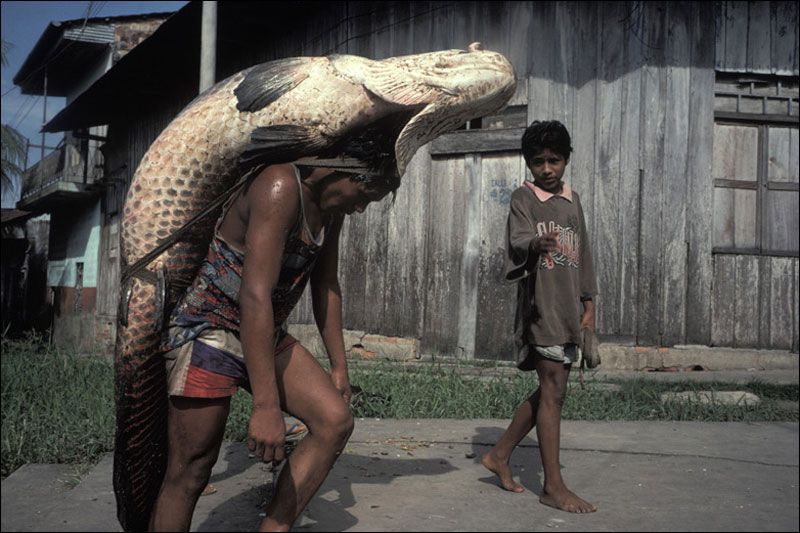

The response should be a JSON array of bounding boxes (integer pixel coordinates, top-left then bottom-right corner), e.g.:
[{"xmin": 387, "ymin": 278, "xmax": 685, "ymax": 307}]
[
  {"xmin": 249, "ymin": 164, "xmax": 300, "ymax": 201},
  {"xmin": 253, "ymin": 163, "xmax": 300, "ymax": 187}
]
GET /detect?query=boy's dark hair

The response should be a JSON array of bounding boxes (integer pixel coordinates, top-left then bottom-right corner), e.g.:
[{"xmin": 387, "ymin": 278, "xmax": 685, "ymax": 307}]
[{"xmin": 521, "ymin": 120, "xmax": 573, "ymax": 165}]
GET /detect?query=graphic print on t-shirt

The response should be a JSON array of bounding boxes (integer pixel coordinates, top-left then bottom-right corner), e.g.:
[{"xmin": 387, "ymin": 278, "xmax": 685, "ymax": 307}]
[{"xmin": 536, "ymin": 217, "xmax": 580, "ymax": 270}]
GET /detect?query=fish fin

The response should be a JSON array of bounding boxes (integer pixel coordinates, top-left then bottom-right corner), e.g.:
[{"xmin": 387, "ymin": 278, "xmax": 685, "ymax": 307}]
[
  {"xmin": 329, "ymin": 55, "xmax": 440, "ymax": 106},
  {"xmin": 395, "ymin": 98, "xmax": 472, "ymax": 176},
  {"xmin": 234, "ymin": 57, "xmax": 311, "ymax": 112},
  {"xmin": 238, "ymin": 125, "xmax": 329, "ymax": 174},
  {"xmin": 363, "ymin": 62, "xmax": 442, "ymax": 106}
]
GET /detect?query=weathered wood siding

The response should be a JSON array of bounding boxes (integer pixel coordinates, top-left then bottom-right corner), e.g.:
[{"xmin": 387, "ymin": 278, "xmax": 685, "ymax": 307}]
[
  {"xmin": 715, "ymin": 1, "xmax": 799, "ymax": 76},
  {"xmin": 281, "ymin": 1, "xmax": 799, "ymax": 356},
  {"xmin": 100, "ymin": 1, "xmax": 797, "ymax": 355}
]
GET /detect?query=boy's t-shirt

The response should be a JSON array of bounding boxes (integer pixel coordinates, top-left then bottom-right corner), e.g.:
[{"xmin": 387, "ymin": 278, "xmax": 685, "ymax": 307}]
[{"xmin": 504, "ymin": 181, "xmax": 597, "ymax": 347}]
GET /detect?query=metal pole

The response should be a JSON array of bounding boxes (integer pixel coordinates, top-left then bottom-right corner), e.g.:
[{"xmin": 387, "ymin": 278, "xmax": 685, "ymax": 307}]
[
  {"xmin": 199, "ymin": 1, "xmax": 217, "ymax": 93},
  {"xmin": 41, "ymin": 66, "xmax": 47, "ymax": 162}
]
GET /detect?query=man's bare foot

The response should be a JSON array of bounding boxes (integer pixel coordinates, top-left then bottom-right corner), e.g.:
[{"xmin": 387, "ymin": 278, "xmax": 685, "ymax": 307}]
[
  {"xmin": 539, "ymin": 487, "xmax": 597, "ymax": 513},
  {"xmin": 481, "ymin": 452, "xmax": 524, "ymax": 493}
]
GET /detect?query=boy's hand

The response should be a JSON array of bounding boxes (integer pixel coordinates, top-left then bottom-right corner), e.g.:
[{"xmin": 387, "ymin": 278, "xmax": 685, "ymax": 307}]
[
  {"xmin": 531, "ymin": 230, "xmax": 559, "ymax": 254},
  {"xmin": 580, "ymin": 300, "xmax": 595, "ymax": 332}
]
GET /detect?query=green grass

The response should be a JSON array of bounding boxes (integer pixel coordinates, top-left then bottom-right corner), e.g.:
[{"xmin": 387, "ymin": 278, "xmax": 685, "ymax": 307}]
[
  {"xmin": 1, "ymin": 332, "xmax": 115, "ymax": 479},
  {"xmin": 2, "ymin": 335, "xmax": 797, "ymax": 480},
  {"xmin": 345, "ymin": 361, "xmax": 799, "ymax": 422}
]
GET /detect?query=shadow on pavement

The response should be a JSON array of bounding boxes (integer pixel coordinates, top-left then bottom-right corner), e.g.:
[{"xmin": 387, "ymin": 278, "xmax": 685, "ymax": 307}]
[{"xmin": 471, "ymin": 425, "xmax": 544, "ymax": 495}]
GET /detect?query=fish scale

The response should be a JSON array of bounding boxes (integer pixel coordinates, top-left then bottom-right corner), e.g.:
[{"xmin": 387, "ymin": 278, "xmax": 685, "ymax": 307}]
[{"xmin": 113, "ymin": 44, "xmax": 515, "ymax": 531}]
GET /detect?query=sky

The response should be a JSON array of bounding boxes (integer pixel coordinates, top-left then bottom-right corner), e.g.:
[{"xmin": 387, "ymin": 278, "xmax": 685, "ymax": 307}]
[{"xmin": 1, "ymin": 0, "xmax": 189, "ymax": 207}]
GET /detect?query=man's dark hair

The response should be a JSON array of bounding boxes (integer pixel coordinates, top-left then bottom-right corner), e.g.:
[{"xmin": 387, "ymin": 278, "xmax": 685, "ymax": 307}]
[{"xmin": 521, "ymin": 120, "xmax": 573, "ymax": 165}]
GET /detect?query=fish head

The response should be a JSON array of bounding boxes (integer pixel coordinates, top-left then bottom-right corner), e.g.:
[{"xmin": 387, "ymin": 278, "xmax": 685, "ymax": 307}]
[{"xmin": 359, "ymin": 43, "xmax": 517, "ymax": 176}]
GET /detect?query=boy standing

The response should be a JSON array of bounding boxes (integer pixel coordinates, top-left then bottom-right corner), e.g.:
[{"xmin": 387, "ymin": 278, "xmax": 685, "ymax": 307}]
[{"xmin": 482, "ymin": 120, "xmax": 598, "ymax": 513}]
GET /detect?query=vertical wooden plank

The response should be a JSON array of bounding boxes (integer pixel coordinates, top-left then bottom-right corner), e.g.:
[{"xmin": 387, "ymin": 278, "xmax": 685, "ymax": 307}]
[
  {"xmin": 733, "ymin": 189, "xmax": 757, "ymax": 249},
  {"xmin": 362, "ymin": 182, "xmax": 390, "ymax": 334},
  {"xmin": 570, "ymin": 1, "xmax": 598, "ymax": 235},
  {"xmin": 383, "ymin": 144, "xmax": 431, "ymax": 338},
  {"xmin": 768, "ymin": 257, "xmax": 795, "ymax": 349},
  {"xmin": 767, "ymin": 127, "xmax": 800, "ymax": 183},
  {"xmin": 794, "ymin": 258, "xmax": 799, "ymax": 353},
  {"xmin": 734, "ymin": 254, "xmax": 760, "ymax": 348},
  {"xmin": 475, "ymin": 154, "xmax": 518, "ymax": 361},
  {"xmin": 339, "ymin": 195, "xmax": 368, "ymax": 331},
  {"xmin": 617, "ymin": 1, "xmax": 645, "ymax": 339},
  {"xmin": 685, "ymin": 2, "xmax": 716, "ymax": 344},
  {"xmin": 712, "ymin": 187, "xmax": 735, "ymax": 248},
  {"xmin": 407, "ymin": 0, "xmax": 434, "ymax": 55},
  {"xmin": 421, "ymin": 156, "xmax": 466, "ymax": 355},
  {"xmin": 660, "ymin": 4, "xmax": 692, "ymax": 346},
  {"xmin": 593, "ymin": 2, "xmax": 624, "ymax": 337},
  {"xmin": 456, "ymin": 154, "xmax": 482, "ymax": 358},
  {"xmin": 758, "ymin": 256, "xmax": 772, "ymax": 348},
  {"xmin": 711, "ymin": 255, "xmax": 736, "ymax": 346},
  {"xmin": 551, "ymin": 2, "xmax": 576, "ymax": 147},
  {"xmin": 771, "ymin": 2, "xmax": 799, "ymax": 76},
  {"xmin": 723, "ymin": 1, "xmax": 749, "ymax": 73},
  {"xmin": 527, "ymin": 2, "xmax": 555, "ymax": 126},
  {"xmin": 747, "ymin": 1, "xmax": 772, "ymax": 73},
  {"xmin": 505, "ymin": 1, "xmax": 534, "ymax": 78},
  {"xmin": 713, "ymin": 124, "xmax": 759, "ymax": 182},
  {"xmin": 636, "ymin": 1, "xmax": 667, "ymax": 345},
  {"xmin": 764, "ymin": 189, "xmax": 800, "ymax": 253},
  {"xmin": 715, "ymin": 1, "xmax": 727, "ymax": 71}
]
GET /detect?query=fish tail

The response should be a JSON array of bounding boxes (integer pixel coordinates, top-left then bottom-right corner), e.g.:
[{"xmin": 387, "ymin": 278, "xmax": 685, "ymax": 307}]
[{"xmin": 113, "ymin": 279, "xmax": 169, "ymax": 532}]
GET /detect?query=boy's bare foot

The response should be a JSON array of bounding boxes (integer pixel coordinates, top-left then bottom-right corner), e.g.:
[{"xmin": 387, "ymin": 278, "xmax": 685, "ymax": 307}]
[
  {"xmin": 539, "ymin": 486, "xmax": 597, "ymax": 513},
  {"xmin": 481, "ymin": 452, "xmax": 524, "ymax": 493}
]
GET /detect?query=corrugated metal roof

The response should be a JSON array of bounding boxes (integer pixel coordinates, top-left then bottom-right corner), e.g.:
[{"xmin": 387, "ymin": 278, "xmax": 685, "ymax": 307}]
[{"xmin": 63, "ymin": 23, "xmax": 115, "ymax": 44}]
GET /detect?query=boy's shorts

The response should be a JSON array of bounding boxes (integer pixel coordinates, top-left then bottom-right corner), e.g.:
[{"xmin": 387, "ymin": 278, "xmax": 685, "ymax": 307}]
[
  {"xmin": 163, "ymin": 327, "xmax": 298, "ymax": 398},
  {"xmin": 517, "ymin": 343, "xmax": 579, "ymax": 370}
]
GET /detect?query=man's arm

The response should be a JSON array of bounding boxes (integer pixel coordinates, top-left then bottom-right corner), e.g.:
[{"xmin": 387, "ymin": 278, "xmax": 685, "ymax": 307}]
[
  {"xmin": 310, "ymin": 214, "xmax": 351, "ymax": 404},
  {"xmin": 240, "ymin": 166, "xmax": 301, "ymax": 464}
]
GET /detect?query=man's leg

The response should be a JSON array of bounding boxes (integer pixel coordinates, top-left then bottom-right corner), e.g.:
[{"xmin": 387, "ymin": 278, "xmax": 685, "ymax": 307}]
[
  {"xmin": 150, "ymin": 396, "xmax": 231, "ymax": 531},
  {"xmin": 261, "ymin": 343, "xmax": 354, "ymax": 531},
  {"xmin": 535, "ymin": 356, "xmax": 596, "ymax": 513},
  {"xmin": 481, "ymin": 388, "xmax": 541, "ymax": 492}
]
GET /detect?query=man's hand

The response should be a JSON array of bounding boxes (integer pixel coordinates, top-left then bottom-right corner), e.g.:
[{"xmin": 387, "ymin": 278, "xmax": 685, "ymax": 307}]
[
  {"xmin": 531, "ymin": 230, "xmax": 559, "ymax": 254},
  {"xmin": 330, "ymin": 367, "xmax": 352, "ymax": 405},
  {"xmin": 247, "ymin": 405, "xmax": 286, "ymax": 464}
]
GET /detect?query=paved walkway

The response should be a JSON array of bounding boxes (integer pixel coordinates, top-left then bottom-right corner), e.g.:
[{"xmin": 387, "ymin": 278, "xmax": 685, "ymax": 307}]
[{"xmin": 2, "ymin": 369, "xmax": 798, "ymax": 532}]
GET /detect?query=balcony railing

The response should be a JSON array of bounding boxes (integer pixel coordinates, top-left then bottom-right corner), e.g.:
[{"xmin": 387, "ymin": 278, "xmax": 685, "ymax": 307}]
[{"xmin": 18, "ymin": 132, "xmax": 105, "ymax": 212}]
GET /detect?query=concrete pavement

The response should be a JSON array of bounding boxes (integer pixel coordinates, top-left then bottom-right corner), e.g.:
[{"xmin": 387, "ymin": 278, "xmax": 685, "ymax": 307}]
[{"xmin": 2, "ymin": 416, "xmax": 798, "ymax": 532}]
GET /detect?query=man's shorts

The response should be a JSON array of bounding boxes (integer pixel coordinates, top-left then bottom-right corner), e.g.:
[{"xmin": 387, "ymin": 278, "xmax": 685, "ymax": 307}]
[
  {"xmin": 517, "ymin": 343, "xmax": 579, "ymax": 370},
  {"xmin": 163, "ymin": 328, "xmax": 298, "ymax": 398}
]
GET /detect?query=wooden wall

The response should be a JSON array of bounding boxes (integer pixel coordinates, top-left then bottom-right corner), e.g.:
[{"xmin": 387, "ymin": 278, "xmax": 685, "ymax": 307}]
[
  {"xmin": 104, "ymin": 1, "xmax": 798, "ymax": 356},
  {"xmin": 288, "ymin": 1, "xmax": 799, "ymax": 356}
]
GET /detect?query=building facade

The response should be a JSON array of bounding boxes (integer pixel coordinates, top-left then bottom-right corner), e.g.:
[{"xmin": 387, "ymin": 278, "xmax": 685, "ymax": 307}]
[{"xmin": 21, "ymin": 1, "xmax": 799, "ymax": 356}]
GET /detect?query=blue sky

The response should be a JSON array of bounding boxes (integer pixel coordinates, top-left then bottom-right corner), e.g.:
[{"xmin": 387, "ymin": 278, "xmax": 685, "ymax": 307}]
[{"xmin": 1, "ymin": 0, "xmax": 188, "ymax": 207}]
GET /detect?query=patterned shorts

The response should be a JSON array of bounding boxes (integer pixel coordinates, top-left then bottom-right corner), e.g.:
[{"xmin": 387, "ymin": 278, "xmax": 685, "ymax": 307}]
[{"xmin": 163, "ymin": 327, "xmax": 298, "ymax": 398}]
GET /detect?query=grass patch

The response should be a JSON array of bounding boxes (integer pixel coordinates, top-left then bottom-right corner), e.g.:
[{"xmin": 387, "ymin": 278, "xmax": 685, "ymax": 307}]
[
  {"xmin": 2, "ymin": 335, "xmax": 797, "ymax": 480},
  {"xmin": 346, "ymin": 361, "xmax": 799, "ymax": 422},
  {"xmin": 1, "ymin": 333, "xmax": 115, "ymax": 479}
]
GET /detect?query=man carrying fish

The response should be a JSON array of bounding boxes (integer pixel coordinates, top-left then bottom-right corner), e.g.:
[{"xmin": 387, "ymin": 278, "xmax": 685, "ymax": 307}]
[
  {"xmin": 114, "ymin": 43, "xmax": 515, "ymax": 531},
  {"xmin": 150, "ymin": 156, "xmax": 397, "ymax": 531}
]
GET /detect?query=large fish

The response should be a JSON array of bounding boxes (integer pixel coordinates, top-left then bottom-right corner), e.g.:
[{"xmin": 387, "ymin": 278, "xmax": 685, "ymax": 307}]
[{"xmin": 114, "ymin": 42, "xmax": 515, "ymax": 531}]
